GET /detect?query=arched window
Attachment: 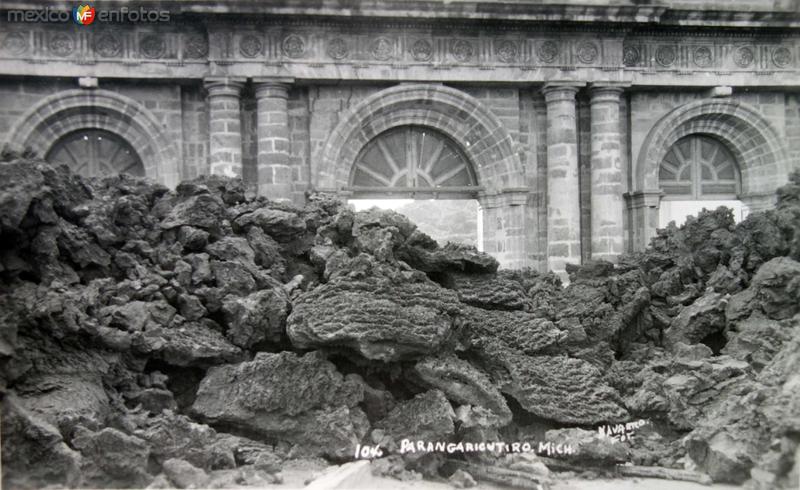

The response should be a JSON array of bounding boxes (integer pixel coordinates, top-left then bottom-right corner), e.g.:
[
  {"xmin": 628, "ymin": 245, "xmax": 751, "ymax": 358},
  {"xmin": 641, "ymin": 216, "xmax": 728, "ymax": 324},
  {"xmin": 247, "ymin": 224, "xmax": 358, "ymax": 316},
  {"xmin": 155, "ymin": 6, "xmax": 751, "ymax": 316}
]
[
  {"xmin": 349, "ymin": 126, "xmax": 477, "ymax": 198},
  {"xmin": 46, "ymin": 129, "xmax": 144, "ymax": 178},
  {"xmin": 658, "ymin": 134, "xmax": 747, "ymax": 225},
  {"xmin": 659, "ymin": 134, "xmax": 740, "ymax": 200},
  {"xmin": 347, "ymin": 126, "xmax": 481, "ymax": 249}
]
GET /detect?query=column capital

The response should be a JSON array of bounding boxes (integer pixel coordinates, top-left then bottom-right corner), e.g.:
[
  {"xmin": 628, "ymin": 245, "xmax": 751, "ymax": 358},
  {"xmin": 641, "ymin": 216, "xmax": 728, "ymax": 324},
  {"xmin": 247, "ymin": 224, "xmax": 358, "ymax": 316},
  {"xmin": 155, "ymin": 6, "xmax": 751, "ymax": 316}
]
[
  {"xmin": 477, "ymin": 188, "xmax": 531, "ymax": 209},
  {"xmin": 624, "ymin": 190, "xmax": 664, "ymax": 209},
  {"xmin": 541, "ymin": 82, "xmax": 584, "ymax": 103},
  {"xmin": 203, "ymin": 77, "xmax": 246, "ymax": 97},
  {"xmin": 589, "ymin": 83, "xmax": 628, "ymax": 103},
  {"xmin": 253, "ymin": 77, "xmax": 293, "ymax": 99}
]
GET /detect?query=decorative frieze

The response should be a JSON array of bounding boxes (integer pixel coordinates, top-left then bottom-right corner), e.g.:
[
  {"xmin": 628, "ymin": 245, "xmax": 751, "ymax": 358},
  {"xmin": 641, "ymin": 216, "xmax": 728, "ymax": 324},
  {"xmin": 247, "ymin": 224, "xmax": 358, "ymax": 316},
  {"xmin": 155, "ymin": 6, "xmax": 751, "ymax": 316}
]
[
  {"xmin": 0, "ymin": 21, "xmax": 797, "ymax": 77},
  {"xmin": 623, "ymin": 39, "xmax": 796, "ymax": 71}
]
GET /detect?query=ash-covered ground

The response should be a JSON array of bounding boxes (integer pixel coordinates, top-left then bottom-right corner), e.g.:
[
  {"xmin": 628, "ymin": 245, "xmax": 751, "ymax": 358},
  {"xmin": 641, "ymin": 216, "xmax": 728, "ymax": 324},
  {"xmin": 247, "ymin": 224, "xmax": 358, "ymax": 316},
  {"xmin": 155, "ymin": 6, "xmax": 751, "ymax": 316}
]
[{"xmin": 1, "ymin": 155, "xmax": 798, "ymax": 489}]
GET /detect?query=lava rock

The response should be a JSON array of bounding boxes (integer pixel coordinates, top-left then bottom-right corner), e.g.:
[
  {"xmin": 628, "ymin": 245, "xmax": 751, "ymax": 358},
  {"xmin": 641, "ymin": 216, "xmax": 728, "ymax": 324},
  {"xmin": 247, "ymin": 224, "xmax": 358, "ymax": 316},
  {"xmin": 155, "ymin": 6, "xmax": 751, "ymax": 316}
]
[
  {"xmin": 1, "ymin": 394, "xmax": 82, "ymax": 488},
  {"xmin": 447, "ymin": 271, "xmax": 530, "ymax": 311},
  {"xmin": 72, "ymin": 426, "xmax": 152, "ymax": 487},
  {"xmin": 222, "ymin": 288, "xmax": 290, "ymax": 347},
  {"xmin": 287, "ymin": 262, "xmax": 461, "ymax": 361},
  {"xmin": 191, "ymin": 351, "xmax": 366, "ymax": 460},
  {"xmin": 162, "ymin": 458, "xmax": 209, "ymax": 489},
  {"xmin": 664, "ymin": 291, "xmax": 727, "ymax": 348},
  {"xmin": 413, "ymin": 354, "xmax": 512, "ymax": 427},
  {"xmin": 233, "ymin": 207, "xmax": 306, "ymax": 242},
  {"xmin": 478, "ymin": 342, "xmax": 628, "ymax": 425},
  {"xmin": 160, "ymin": 194, "xmax": 226, "ymax": 233},
  {"xmin": 375, "ymin": 389, "xmax": 456, "ymax": 444},
  {"xmin": 461, "ymin": 305, "xmax": 566, "ymax": 356}
]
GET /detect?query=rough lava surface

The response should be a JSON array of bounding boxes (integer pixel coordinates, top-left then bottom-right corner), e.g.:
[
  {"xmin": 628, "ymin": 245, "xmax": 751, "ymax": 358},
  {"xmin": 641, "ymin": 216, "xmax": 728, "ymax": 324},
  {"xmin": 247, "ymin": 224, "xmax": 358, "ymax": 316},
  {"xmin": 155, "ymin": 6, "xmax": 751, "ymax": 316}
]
[{"xmin": 1, "ymin": 155, "xmax": 799, "ymax": 489}]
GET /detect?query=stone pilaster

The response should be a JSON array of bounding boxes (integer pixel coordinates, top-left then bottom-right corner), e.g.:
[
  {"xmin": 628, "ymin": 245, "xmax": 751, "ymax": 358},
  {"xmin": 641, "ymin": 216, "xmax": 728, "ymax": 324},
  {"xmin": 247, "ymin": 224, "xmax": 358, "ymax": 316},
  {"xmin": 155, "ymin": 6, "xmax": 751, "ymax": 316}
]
[
  {"xmin": 624, "ymin": 190, "xmax": 663, "ymax": 252},
  {"xmin": 204, "ymin": 78, "xmax": 245, "ymax": 177},
  {"xmin": 254, "ymin": 79, "xmax": 293, "ymax": 201},
  {"xmin": 589, "ymin": 85, "xmax": 625, "ymax": 262},
  {"xmin": 542, "ymin": 83, "xmax": 583, "ymax": 279},
  {"xmin": 478, "ymin": 189, "xmax": 530, "ymax": 270}
]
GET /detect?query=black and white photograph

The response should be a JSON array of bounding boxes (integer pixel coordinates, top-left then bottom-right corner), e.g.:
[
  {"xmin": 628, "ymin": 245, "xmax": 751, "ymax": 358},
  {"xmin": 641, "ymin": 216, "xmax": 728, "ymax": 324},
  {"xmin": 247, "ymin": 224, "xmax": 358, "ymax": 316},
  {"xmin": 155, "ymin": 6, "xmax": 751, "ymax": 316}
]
[{"xmin": 0, "ymin": 0, "xmax": 799, "ymax": 489}]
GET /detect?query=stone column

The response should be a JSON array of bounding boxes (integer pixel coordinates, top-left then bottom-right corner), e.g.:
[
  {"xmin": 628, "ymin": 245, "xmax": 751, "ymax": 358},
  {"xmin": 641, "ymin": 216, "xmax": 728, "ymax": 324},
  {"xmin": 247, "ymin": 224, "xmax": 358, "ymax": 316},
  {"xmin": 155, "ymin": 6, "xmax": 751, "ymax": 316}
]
[
  {"xmin": 204, "ymin": 78, "xmax": 245, "ymax": 177},
  {"xmin": 542, "ymin": 83, "xmax": 582, "ymax": 279},
  {"xmin": 589, "ymin": 85, "xmax": 625, "ymax": 262},
  {"xmin": 254, "ymin": 79, "xmax": 293, "ymax": 201}
]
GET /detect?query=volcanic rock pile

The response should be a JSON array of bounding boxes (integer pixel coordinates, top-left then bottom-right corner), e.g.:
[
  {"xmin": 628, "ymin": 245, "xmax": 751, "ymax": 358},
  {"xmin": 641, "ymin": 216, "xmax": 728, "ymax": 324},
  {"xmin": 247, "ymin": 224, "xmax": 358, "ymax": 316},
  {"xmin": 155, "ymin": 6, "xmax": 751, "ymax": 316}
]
[{"xmin": 1, "ymin": 155, "xmax": 799, "ymax": 489}]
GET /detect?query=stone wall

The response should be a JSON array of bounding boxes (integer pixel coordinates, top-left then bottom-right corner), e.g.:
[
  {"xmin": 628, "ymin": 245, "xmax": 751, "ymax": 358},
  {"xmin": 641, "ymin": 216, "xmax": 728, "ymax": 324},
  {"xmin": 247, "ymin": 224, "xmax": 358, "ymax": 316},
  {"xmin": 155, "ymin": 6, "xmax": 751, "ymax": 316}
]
[
  {"xmin": 241, "ymin": 87, "xmax": 258, "ymax": 194},
  {"xmin": 179, "ymin": 85, "xmax": 209, "ymax": 180},
  {"xmin": 288, "ymin": 88, "xmax": 311, "ymax": 205},
  {"xmin": 787, "ymin": 94, "xmax": 800, "ymax": 168},
  {"xmin": 308, "ymin": 85, "xmax": 389, "ymax": 187}
]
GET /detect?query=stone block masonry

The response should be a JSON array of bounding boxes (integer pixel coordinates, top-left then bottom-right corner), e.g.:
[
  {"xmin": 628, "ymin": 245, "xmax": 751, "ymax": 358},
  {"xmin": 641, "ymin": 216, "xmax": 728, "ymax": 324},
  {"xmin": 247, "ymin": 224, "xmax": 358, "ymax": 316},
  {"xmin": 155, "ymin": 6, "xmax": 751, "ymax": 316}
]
[
  {"xmin": 204, "ymin": 78, "xmax": 245, "ymax": 178},
  {"xmin": 254, "ymin": 80, "xmax": 293, "ymax": 202}
]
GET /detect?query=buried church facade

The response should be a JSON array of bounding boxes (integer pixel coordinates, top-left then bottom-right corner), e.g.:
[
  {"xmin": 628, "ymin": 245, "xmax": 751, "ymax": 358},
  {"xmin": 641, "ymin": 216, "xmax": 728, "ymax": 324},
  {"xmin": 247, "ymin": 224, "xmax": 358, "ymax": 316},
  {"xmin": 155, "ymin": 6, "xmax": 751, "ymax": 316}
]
[{"xmin": 0, "ymin": 0, "xmax": 798, "ymax": 277}]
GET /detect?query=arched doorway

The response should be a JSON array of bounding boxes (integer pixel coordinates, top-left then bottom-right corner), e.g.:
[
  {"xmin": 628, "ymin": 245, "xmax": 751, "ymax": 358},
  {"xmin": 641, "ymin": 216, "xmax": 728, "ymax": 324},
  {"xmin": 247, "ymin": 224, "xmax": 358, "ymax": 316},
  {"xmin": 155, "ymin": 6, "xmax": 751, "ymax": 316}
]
[
  {"xmin": 5, "ymin": 89, "xmax": 180, "ymax": 187},
  {"xmin": 629, "ymin": 99, "xmax": 790, "ymax": 251},
  {"xmin": 347, "ymin": 125, "xmax": 482, "ymax": 248},
  {"xmin": 317, "ymin": 84, "xmax": 529, "ymax": 268},
  {"xmin": 46, "ymin": 129, "xmax": 144, "ymax": 178},
  {"xmin": 658, "ymin": 134, "xmax": 748, "ymax": 226}
]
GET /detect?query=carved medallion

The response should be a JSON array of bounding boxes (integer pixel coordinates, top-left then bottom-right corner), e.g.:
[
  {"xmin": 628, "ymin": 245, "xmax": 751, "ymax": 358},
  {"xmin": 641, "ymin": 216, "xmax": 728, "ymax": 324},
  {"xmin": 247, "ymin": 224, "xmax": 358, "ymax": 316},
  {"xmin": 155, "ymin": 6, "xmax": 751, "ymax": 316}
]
[
  {"xmin": 2, "ymin": 32, "xmax": 28, "ymax": 56},
  {"xmin": 183, "ymin": 33, "xmax": 208, "ymax": 59},
  {"xmin": 140, "ymin": 35, "xmax": 165, "ymax": 59},
  {"xmin": 693, "ymin": 46, "xmax": 713, "ymax": 68},
  {"xmin": 410, "ymin": 39, "xmax": 433, "ymax": 62},
  {"xmin": 537, "ymin": 41, "xmax": 558, "ymax": 63},
  {"xmin": 496, "ymin": 40, "xmax": 518, "ymax": 63},
  {"xmin": 623, "ymin": 45, "xmax": 640, "ymax": 67},
  {"xmin": 327, "ymin": 37, "xmax": 349, "ymax": 60},
  {"xmin": 576, "ymin": 41, "xmax": 598, "ymax": 64},
  {"xmin": 450, "ymin": 39, "xmax": 473, "ymax": 62},
  {"xmin": 282, "ymin": 34, "xmax": 305, "ymax": 59},
  {"xmin": 773, "ymin": 46, "xmax": 791, "ymax": 68},
  {"xmin": 48, "ymin": 33, "xmax": 75, "ymax": 57},
  {"xmin": 732, "ymin": 46, "xmax": 754, "ymax": 68},
  {"xmin": 94, "ymin": 32, "xmax": 122, "ymax": 58},
  {"xmin": 655, "ymin": 45, "xmax": 676, "ymax": 66},
  {"xmin": 370, "ymin": 37, "xmax": 394, "ymax": 61},
  {"xmin": 240, "ymin": 35, "xmax": 262, "ymax": 58}
]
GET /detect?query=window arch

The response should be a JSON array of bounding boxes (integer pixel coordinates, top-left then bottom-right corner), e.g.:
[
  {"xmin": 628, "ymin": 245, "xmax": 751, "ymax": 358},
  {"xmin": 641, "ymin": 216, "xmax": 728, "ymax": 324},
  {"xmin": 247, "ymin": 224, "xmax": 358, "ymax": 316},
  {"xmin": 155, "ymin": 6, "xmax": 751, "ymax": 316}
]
[
  {"xmin": 659, "ymin": 134, "xmax": 740, "ymax": 200},
  {"xmin": 5, "ymin": 89, "xmax": 180, "ymax": 187},
  {"xmin": 46, "ymin": 129, "xmax": 144, "ymax": 178},
  {"xmin": 348, "ymin": 125, "xmax": 478, "ymax": 198}
]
